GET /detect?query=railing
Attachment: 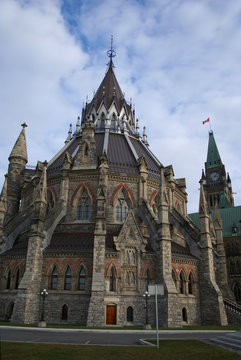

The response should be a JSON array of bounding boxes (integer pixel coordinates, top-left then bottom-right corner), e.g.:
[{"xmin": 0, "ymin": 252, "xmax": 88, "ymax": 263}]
[{"xmin": 224, "ymin": 298, "xmax": 241, "ymax": 316}]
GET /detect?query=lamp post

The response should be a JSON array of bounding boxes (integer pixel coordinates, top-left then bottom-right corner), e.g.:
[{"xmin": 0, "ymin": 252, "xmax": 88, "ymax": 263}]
[
  {"xmin": 40, "ymin": 289, "xmax": 48, "ymax": 324},
  {"xmin": 143, "ymin": 290, "xmax": 151, "ymax": 329}
]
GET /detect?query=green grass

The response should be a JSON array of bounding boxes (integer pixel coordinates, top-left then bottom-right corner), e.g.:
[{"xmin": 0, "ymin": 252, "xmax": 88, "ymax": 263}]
[
  {"xmin": 0, "ymin": 321, "xmax": 240, "ymax": 331},
  {"xmin": 1, "ymin": 340, "xmax": 241, "ymax": 360}
]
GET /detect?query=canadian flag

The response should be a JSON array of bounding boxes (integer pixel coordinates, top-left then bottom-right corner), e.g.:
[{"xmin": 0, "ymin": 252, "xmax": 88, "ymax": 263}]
[{"xmin": 202, "ymin": 118, "xmax": 210, "ymax": 125}]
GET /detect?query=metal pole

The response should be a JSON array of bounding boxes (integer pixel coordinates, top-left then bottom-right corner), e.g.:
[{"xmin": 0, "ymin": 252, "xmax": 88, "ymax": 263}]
[
  {"xmin": 155, "ymin": 284, "xmax": 159, "ymax": 349},
  {"xmin": 41, "ymin": 292, "xmax": 45, "ymax": 321},
  {"xmin": 145, "ymin": 294, "xmax": 148, "ymax": 325}
]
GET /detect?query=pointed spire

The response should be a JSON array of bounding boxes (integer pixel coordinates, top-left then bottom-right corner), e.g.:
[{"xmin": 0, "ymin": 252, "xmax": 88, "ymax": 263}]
[
  {"xmin": 34, "ymin": 162, "xmax": 47, "ymax": 204},
  {"xmin": 143, "ymin": 126, "xmax": 149, "ymax": 146},
  {"xmin": 159, "ymin": 166, "xmax": 169, "ymax": 207},
  {"xmin": 65, "ymin": 124, "xmax": 72, "ymax": 144},
  {"xmin": 106, "ymin": 34, "xmax": 116, "ymax": 69},
  {"xmin": 206, "ymin": 131, "xmax": 222, "ymax": 169},
  {"xmin": 75, "ymin": 116, "xmax": 80, "ymax": 135},
  {"xmin": 9, "ymin": 123, "xmax": 28, "ymax": 163},
  {"xmin": 199, "ymin": 182, "xmax": 209, "ymax": 216}
]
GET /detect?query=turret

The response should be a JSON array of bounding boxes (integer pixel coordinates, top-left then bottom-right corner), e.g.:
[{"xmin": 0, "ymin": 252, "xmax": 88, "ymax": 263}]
[{"xmin": 5, "ymin": 123, "xmax": 28, "ymax": 222}]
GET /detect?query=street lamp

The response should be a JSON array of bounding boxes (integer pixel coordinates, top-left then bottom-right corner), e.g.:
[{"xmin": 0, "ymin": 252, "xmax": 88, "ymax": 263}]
[
  {"xmin": 143, "ymin": 290, "xmax": 151, "ymax": 329},
  {"xmin": 40, "ymin": 288, "xmax": 48, "ymax": 322}
]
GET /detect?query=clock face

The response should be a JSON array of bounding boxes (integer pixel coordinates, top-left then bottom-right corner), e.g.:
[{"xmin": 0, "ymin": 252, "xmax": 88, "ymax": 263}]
[{"xmin": 210, "ymin": 172, "xmax": 219, "ymax": 182}]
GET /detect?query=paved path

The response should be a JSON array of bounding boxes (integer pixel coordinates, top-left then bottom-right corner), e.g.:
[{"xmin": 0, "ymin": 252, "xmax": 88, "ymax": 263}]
[{"xmin": 0, "ymin": 326, "xmax": 235, "ymax": 346}]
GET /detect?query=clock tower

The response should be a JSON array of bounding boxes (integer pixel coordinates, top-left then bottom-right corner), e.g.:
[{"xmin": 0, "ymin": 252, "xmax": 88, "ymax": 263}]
[{"xmin": 201, "ymin": 131, "xmax": 234, "ymax": 209}]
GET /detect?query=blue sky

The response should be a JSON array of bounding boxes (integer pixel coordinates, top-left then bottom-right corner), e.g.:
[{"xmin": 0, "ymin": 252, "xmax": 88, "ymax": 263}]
[{"xmin": 1, "ymin": 0, "xmax": 241, "ymax": 212}]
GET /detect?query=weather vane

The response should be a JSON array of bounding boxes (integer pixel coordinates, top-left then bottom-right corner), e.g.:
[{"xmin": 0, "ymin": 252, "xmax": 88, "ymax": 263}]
[{"xmin": 107, "ymin": 35, "xmax": 116, "ymax": 68}]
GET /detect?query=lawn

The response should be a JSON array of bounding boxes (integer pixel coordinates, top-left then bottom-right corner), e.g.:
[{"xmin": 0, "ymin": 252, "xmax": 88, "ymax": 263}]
[{"xmin": 1, "ymin": 340, "xmax": 241, "ymax": 360}]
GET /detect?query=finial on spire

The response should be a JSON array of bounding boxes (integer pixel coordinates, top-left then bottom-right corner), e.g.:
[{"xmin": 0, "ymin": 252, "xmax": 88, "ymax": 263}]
[
  {"xmin": 107, "ymin": 34, "xmax": 116, "ymax": 69},
  {"xmin": 21, "ymin": 122, "xmax": 28, "ymax": 128}
]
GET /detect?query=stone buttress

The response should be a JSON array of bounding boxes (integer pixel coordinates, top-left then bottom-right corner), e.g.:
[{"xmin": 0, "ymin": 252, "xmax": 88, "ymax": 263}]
[
  {"xmin": 87, "ymin": 151, "xmax": 108, "ymax": 326},
  {"xmin": 198, "ymin": 182, "xmax": 227, "ymax": 325},
  {"xmin": 156, "ymin": 166, "xmax": 181, "ymax": 327}
]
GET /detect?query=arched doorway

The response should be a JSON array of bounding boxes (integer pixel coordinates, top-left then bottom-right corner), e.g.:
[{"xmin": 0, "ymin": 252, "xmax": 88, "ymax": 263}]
[
  {"xmin": 127, "ymin": 306, "xmax": 133, "ymax": 323},
  {"xmin": 182, "ymin": 307, "xmax": 188, "ymax": 323}
]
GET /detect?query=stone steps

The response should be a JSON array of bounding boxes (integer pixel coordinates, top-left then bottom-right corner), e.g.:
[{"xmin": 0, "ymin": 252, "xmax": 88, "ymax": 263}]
[{"xmin": 210, "ymin": 331, "xmax": 241, "ymax": 353}]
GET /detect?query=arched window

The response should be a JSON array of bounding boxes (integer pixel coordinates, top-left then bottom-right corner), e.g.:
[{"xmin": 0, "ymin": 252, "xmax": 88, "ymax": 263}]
[
  {"xmin": 127, "ymin": 306, "xmax": 133, "ymax": 322},
  {"xmin": 179, "ymin": 271, "xmax": 185, "ymax": 294},
  {"xmin": 109, "ymin": 267, "xmax": 116, "ymax": 292},
  {"xmin": 15, "ymin": 269, "xmax": 20, "ymax": 289},
  {"xmin": 234, "ymin": 283, "xmax": 241, "ymax": 303},
  {"xmin": 77, "ymin": 189, "xmax": 91, "ymax": 221},
  {"xmin": 182, "ymin": 307, "xmax": 188, "ymax": 322},
  {"xmin": 6, "ymin": 269, "xmax": 11, "ymax": 290},
  {"xmin": 64, "ymin": 266, "xmax": 71, "ymax": 290},
  {"xmin": 130, "ymin": 272, "xmax": 135, "ymax": 285},
  {"xmin": 110, "ymin": 114, "xmax": 117, "ymax": 131},
  {"xmin": 61, "ymin": 304, "xmax": 68, "ymax": 320},
  {"xmin": 115, "ymin": 191, "xmax": 129, "ymax": 222},
  {"xmin": 78, "ymin": 266, "xmax": 86, "ymax": 291},
  {"xmin": 51, "ymin": 266, "xmax": 58, "ymax": 290},
  {"xmin": 188, "ymin": 273, "xmax": 194, "ymax": 295}
]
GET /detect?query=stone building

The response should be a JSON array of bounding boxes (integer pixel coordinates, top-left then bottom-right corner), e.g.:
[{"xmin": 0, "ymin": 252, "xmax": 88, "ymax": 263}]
[
  {"xmin": 0, "ymin": 47, "xmax": 240, "ymax": 327},
  {"xmin": 189, "ymin": 131, "xmax": 241, "ymax": 306}
]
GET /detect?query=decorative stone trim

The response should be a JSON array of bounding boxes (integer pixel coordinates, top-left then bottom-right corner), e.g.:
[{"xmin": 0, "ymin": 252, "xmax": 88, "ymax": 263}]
[
  {"xmin": 70, "ymin": 182, "xmax": 96, "ymax": 206},
  {"xmin": 110, "ymin": 182, "xmax": 135, "ymax": 207}
]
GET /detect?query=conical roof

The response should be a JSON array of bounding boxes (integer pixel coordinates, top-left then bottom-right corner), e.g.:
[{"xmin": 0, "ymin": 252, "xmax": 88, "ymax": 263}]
[
  {"xmin": 85, "ymin": 66, "xmax": 131, "ymax": 115},
  {"xmin": 206, "ymin": 131, "xmax": 222, "ymax": 169},
  {"xmin": 9, "ymin": 124, "xmax": 28, "ymax": 163}
]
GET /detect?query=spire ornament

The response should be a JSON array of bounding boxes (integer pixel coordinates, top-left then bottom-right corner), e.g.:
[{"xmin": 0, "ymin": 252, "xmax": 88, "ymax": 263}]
[{"xmin": 107, "ymin": 35, "xmax": 116, "ymax": 69}]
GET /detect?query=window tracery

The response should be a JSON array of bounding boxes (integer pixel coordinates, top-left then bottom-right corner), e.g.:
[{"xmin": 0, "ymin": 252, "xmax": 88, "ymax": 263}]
[
  {"xmin": 78, "ymin": 266, "xmax": 86, "ymax": 291},
  {"xmin": 115, "ymin": 191, "xmax": 129, "ymax": 222},
  {"xmin": 64, "ymin": 266, "xmax": 71, "ymax": 290},
  {"xmin": 77, "ymin": 189, "xmax": 91, "ymax": 221},
  {"xmin": 179, "ymin": 271, "xmax": 185, "ymax": 294},
  {"xmin": 50, "ymin": 266, "xmax": 58, "ymax": 290}
]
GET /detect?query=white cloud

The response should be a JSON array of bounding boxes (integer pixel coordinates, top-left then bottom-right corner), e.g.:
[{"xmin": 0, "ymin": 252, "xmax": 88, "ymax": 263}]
[{"xmin": 1, "ymin": 0, "xmax": 241, "ymax": 213}]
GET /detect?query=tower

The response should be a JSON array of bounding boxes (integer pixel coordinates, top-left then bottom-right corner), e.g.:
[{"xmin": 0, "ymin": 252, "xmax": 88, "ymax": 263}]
[
  {"xmin": 202, "ymin": 131, "xmax": 233, "ymax": 209},
  {"xmin": 5, "ymin": 123, "xmax": 28, "ymax": 222}
]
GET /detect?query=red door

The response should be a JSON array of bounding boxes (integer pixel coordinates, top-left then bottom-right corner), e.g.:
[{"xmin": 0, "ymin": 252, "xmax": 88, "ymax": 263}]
[{"xmin": 106, "ymin": 305, "xmax": 116, "ymax": 325}]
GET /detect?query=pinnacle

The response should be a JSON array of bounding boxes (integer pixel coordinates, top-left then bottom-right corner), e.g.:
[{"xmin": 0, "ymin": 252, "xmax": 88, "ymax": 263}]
[{"xmin": 9, "ymin": 125, "xmax": 28, "ymax": 163}]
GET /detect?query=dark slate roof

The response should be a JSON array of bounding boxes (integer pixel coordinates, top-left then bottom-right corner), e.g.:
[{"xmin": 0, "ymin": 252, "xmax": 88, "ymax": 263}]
[
  {"xmin": 108, "ymin": 133, "xmax": 138, "ymax": 174},
  {"xmin": 171, "ymin": 242, "xmax": 198, "ymax": 260},
  {"xmin": 44, "ymin": 233, "xmax": 94, "ymax": 253},
  {"xmin": 85, "ymin": 67, "xmax": 131, "ymax": 116},
  {"xmin": 2, "ymin": 232, "xmax": 29, "ymax": 256},
  {"xmin": 47, "ymin": 130, "xmax": 162, "ymax": 179},
  {"xmin": 130, "ymin": 137, "xmax": 160, "ymax": 178}
]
